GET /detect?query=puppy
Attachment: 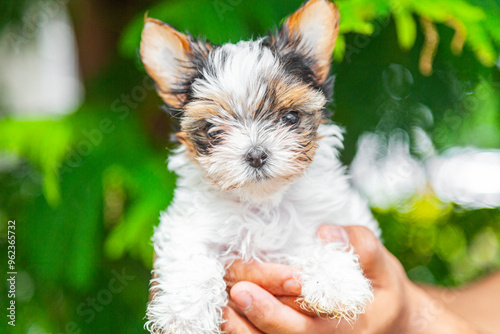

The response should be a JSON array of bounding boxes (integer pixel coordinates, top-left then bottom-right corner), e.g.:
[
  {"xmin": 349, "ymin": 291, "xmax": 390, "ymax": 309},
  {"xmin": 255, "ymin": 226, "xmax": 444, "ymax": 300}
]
[{"xmin": 140, "ymin": 0, "xmax": 380, "ymax": 332}]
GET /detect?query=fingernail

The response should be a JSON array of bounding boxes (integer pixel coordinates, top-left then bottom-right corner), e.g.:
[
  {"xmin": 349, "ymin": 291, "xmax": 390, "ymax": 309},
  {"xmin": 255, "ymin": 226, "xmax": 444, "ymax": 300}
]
[
  {"xmin": 233, "ymin": 292, "xmax": 253, "ymax": 311},
  {"xmin": 283, "ymin": 278, "xmax": 302, "ymax": 294},
  {"xmin": 319, "ymin": 225, "xmax": 349, "ymax": 244}
]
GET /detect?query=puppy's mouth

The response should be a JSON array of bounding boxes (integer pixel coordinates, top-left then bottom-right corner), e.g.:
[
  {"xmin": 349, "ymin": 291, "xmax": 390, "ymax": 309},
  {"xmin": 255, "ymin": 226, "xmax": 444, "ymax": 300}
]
[{"xmin": 247, "ymin": 168, "xmax": 272, "ymax": 182}]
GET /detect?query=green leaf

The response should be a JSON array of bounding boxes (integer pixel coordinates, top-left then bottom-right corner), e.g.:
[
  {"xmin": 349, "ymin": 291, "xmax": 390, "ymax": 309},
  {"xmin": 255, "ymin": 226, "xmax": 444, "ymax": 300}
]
[
  {"xmin": 466, "ymin": 23, "xmax": 497, "ymax": 66},
  {"xmin": 393, "ymin": 8, "xmax": 417, "ymax": 50},
  {"xmin": 333, "ymin": 34, "xmax": 346, "ymax": 62},
  {"xmin": 0, "ymin": 119, "xmax": 72, "ymax": 206}
]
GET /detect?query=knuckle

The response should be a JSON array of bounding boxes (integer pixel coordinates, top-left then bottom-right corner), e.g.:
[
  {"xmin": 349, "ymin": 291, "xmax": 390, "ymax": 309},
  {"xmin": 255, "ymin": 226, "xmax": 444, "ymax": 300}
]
[
  {"xmin": 221, "ymin": 308, "xmax": 245, "ymax": 334},
  {"xmin": 221, "ymin": 312, "xmax": 235, "ymax": 333},
  {"xmin": 350, "ymin": 226, "xmax": 381, "ymax": 264},
  {"xmin": 249, "ymin": 298, "xmax": 278, "ymax": 326},
  {"xmin": 225, "ymin": 260, "xmax": 244, "ymax": 285},
  {"xmin": 220, "ymin": 321, "xmax": 233, "ymax": 333}
]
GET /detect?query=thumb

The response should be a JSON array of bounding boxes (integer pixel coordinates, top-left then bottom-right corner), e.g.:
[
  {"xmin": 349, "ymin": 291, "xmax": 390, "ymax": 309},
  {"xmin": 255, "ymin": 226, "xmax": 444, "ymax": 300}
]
[{"xmin": 317, "ymin": 225, "xmax": 388, "ymax": 281}]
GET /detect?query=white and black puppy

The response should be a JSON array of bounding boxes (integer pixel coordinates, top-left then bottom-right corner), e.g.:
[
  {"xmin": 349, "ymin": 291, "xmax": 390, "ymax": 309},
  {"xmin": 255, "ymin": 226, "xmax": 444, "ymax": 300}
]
[{"xmin": 140, "ymin": 0, "xmax": 380, "ymax": 332}]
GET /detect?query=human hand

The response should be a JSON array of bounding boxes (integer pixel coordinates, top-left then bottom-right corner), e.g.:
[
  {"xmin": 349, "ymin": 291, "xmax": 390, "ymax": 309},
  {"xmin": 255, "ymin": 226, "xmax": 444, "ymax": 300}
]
[{"xmin": 222, "ymin": 225, "xmax": 480, "ymax": 334}]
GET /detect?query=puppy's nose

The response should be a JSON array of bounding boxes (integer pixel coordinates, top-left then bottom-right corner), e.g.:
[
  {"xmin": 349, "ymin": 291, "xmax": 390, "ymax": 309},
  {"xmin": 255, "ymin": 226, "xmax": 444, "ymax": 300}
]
[{"xmin": 246, "ymin": 147, "xmax": 268, "ymax": 168}]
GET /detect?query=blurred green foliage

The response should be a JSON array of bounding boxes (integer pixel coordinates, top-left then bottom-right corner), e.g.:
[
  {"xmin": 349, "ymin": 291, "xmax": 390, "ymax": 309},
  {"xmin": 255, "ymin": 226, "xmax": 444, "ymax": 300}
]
[{"xmin": 0, "ymin": 0, "xmax": 499, "ymax": 333}]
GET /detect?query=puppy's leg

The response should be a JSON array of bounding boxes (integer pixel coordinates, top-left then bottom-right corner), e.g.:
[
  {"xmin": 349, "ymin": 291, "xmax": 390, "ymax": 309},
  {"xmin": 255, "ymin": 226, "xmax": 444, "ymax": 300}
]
[
  {"xmin": 293, "ymin": 242, "xmax": 373, "ymax": 323},
  {"xmin": 146, "ymin": 238, "xmax": 227, "ymax": 334}
]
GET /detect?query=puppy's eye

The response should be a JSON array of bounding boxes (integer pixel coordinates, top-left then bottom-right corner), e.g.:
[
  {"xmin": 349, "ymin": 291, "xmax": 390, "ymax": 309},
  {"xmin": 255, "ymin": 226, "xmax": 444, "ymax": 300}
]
[
  {"xmin": 206, "ymin": 125, "xmax": 225, "ymax": 144},
  {"xmin": 280, "ymin": 111, "xmax": 300, "ymax": 127}
]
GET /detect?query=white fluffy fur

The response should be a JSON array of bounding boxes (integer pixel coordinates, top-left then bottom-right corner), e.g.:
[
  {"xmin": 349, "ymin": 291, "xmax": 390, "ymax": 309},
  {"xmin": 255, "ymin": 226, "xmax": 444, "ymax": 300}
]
[
  {"xmin": 146, "ymin": 124, "xmax": 380, "ymax": 334},
  {"xmin": 192, "ymin": 40, "xmax": 279, "ymax": 116}
]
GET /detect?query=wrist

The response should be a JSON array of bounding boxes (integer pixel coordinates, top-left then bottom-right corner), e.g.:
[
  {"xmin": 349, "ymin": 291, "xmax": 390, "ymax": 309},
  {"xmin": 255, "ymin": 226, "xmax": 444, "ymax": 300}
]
[{"xmin": 399, "ymin": 283, "xmax": 480, "ymax": 334}]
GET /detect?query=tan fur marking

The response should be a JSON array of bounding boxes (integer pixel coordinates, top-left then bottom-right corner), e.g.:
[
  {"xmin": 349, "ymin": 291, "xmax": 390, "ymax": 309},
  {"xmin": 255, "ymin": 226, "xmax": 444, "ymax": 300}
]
[
  {"xmin": 175, "ymin": 131, "xmax": 198, "ymax": 158},
  {"xmin": 184, "ymin": 103, "xmax": 221, "ymax": 119},
  {"xmin": 144, "ymin": 18, "xmax": 192, "ymax": 54},
  {"xmin": 186, "ymin": 98, "xmax": 235, "ymax": 119},
  {"xmin": 140, "ymin": 17, "xmax": 208, "ymax": 108},
  {"xmin": 272, "ymin": 80, "xmax": 325, "ymax": 113}
]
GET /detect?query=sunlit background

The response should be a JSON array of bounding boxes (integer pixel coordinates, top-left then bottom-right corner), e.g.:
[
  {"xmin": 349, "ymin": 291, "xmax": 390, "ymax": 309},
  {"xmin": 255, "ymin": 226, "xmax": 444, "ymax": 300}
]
[{"xmin": 0, "ymin": 0, "xmax": 499, "ymax": 333}]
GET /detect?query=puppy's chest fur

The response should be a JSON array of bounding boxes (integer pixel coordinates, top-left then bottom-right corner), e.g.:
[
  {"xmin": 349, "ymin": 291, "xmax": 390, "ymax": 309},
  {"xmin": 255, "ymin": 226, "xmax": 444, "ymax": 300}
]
[{"xmin": 155, "ymin": 124, "xmax": 379, "ymax": 265}]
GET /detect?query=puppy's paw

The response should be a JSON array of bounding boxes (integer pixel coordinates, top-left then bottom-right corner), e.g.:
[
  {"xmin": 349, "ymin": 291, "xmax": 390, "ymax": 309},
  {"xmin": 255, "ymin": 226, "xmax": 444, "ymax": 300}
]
[
  {"xmin": 296, "ymin": 244, "xmax": 374, "ymax": 323},
  {"xmin": 297, "ymin": 275, "xmax": 373, "ymax": 323},
  {"xmin": 146, "ymin": 292, "xmax": 226, "ymax": 334},
  {"xmin": 145, "ymin": 315, "xmax": 223, "ymax": 334}
]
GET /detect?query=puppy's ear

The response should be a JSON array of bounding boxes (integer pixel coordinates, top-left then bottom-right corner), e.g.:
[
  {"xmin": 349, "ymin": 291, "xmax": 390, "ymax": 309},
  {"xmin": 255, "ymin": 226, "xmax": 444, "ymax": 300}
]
[
  {"xmin": 275, "ymin": 0, "xmax": 340, "ymax": 84},
  {"xmin": 140, "ymin": 18, "xmax": 210, "ymax": 108}
]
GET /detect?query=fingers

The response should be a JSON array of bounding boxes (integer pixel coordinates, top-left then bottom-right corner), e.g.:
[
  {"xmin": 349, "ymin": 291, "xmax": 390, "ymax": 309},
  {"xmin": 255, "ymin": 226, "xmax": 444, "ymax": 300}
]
[
  {"xmin": 275, "ymin": 296, "xmax": 318, "ymax": 317},
  {"xmin": 222, "ymin": 307, "xmax": 263, "ymax": 334},
  {"xmin": 230, "ymin": 281, "xmax": 320, "ymax": 334},
  {"xmin": 317, "ymin": 225, "xmax": 388, "ymax": 282},
  {"xmin": 225, "ymin": 260, "xmax": 302, "ymax": 296}
]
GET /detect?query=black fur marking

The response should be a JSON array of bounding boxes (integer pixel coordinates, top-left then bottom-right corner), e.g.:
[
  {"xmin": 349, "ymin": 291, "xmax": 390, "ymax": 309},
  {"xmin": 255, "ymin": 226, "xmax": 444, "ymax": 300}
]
[
  {"xmin": 168, "ymin": 34, "xmax": 217, "ymax": 106},
  {"xmin": 322, "ymin": 76, "xmax": 335, "ymax": 118},
  {"xmin": 161, "ymin": 105, "xmax": 183, "ymax": 118},
  {"xmin": 191, "ymin": 136, "xmax": 211, "ymax": 155},
  {"xmin": 184, "ymin": 120, "xmax": 216, "ymax": 156},
  {"xmin": 189, "ymin": 130, "xmax": 212, "ymax": 156},
  {"xmin": 266, "ymin": 26, "xmax": 335, "ymax": 105},
  {"xmin": 268, "ymin": 28, "xmax": 318, "ymax": 86}
]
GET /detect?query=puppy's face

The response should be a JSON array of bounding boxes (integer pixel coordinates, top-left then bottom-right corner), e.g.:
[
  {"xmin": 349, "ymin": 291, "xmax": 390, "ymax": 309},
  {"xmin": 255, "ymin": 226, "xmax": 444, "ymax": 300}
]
[{"xmin": 141, "ymin": 0, "xmax": 340, "ymax": 200}]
